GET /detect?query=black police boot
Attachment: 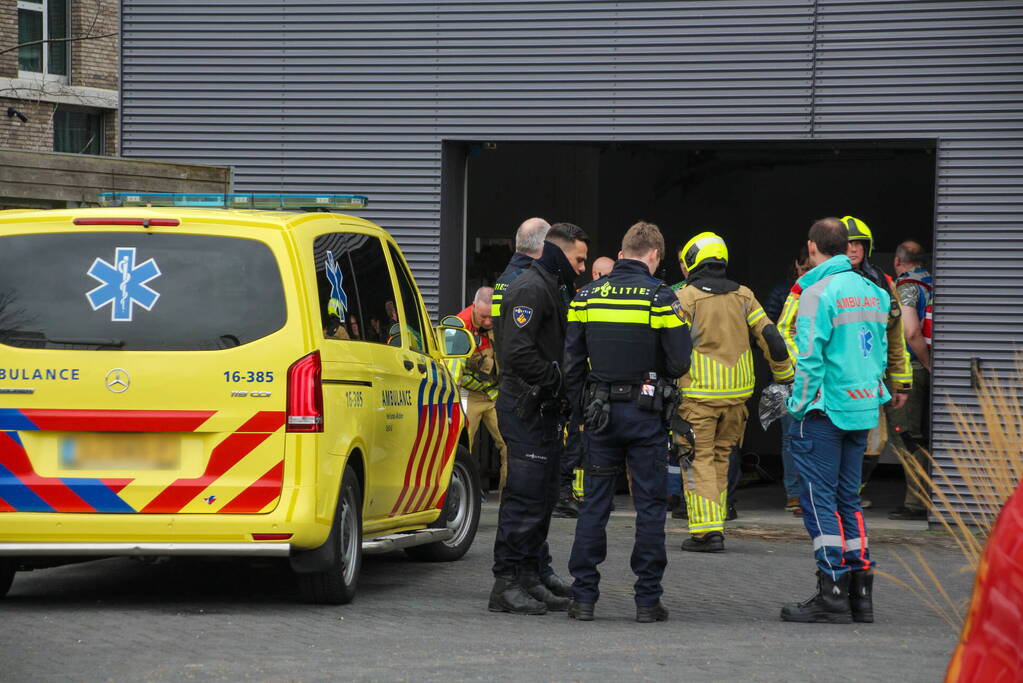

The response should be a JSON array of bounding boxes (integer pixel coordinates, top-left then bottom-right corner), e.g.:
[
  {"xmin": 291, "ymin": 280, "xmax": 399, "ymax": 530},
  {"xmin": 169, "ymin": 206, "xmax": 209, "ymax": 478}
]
[
  {"xmin": 568, "ymin": 600, "xmax": 595, "ymax": 621},
  {"xmin": 552, "ymin": 485, "xmax": 579, "ymax": 518},
  {"xmin": 669, "ymin": 494, "xmax": 688, "ymax": 519},
  {"xmin": 519, "ymin": 565, "xmax": 571, "ymax": 611},
  {"xmin": 488, "ymin": 571, "xmax": 548, "ymax": 615},
  {"xmin": 541, "ymin": 570, "xmax": 574, "ymax": 598},
  {"xmin": 636, "ymin": 602, "xmax": 669, "ymax": 623},
  {"xmin": 849, "ymin": 569, "xmax": 874, "ymax": 623},
  {"xmin": 681, "ymin": 531, "xmax": 724, "ymax": 553},
  {"xmin": 780, "ymin": 571, "xmax": 853, "ymax": 624}
]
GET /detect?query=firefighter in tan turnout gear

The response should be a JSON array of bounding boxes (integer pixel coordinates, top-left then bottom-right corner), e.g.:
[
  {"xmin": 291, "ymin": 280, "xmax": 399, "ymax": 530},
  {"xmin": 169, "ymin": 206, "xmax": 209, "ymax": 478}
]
[
  {"xmin": 675, "ymin": 232, "xmax": 794, "ymax": 553},
  {"xmin": 450, "ymin": 287, "xmax": 509, "ymax": 492}
]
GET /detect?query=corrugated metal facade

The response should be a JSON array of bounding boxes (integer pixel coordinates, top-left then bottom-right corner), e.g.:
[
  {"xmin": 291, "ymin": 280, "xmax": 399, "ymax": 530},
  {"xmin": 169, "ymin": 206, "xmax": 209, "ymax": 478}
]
[{"xmin": 121, "ymin": 0, "xmax": 1023, "ymax": 508}]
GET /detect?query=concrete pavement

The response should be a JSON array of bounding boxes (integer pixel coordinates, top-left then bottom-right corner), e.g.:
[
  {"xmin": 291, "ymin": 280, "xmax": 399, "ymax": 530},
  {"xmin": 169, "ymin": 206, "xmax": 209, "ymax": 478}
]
[{"xmin": 1, "ymin": 499, "xmax": 969, "ymax": 681}]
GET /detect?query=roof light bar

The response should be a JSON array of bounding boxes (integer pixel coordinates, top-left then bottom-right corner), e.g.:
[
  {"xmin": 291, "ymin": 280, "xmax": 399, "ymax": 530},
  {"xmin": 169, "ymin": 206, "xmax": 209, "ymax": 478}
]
[{"xmin": 98, "ymin": 192, "xmax": 369, "ymax": 211}]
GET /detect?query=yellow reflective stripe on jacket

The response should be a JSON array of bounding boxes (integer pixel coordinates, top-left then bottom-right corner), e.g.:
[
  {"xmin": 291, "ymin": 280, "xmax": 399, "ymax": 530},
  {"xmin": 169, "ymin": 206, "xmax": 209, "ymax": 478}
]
[
  {"xmin": 491, "ymin": 293, "xmax": 503, "ymax": 318},
  {"xmin": 746, "ymin": 307, "xmax": 767, "ymax": 326},
  {"xmin": 682, "ymin": 349, "xmax": 756, "ymax": 398},
  {"xmin": 651, "ymin": 311, "xmax": 685, "ymax": 329},
  {"xmin": 778, "ymin": 291, "xmax": 801, "ymax": 360}
]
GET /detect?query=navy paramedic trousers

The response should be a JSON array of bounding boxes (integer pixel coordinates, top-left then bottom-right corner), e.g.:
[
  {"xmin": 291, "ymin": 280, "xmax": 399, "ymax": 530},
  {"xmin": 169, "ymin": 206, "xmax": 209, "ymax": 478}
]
[
  {"xmin": 492, "ymin": 391, "xmax": 562, "ymax": 577},
  {"xmin": 789, "ymin": 412, "xmax": 874, "ymax": 579},
  {"xmin": 569, "ymin": 402, "xmax": 668, "ymax": 607}
]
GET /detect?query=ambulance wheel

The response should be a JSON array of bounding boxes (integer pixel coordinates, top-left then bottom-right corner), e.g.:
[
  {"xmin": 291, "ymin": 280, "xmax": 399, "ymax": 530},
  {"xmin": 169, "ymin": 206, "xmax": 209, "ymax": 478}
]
[
  {"xmin": 406, "ymin": 446, "xmax": 481, "ymax": 562},
  {"xmin": 299, "ymin": 466, "xmax": 363, "ymax": 605},
  {"xmin": 0, "ymin": 559, "xmax": 14, "ymax": 598}
]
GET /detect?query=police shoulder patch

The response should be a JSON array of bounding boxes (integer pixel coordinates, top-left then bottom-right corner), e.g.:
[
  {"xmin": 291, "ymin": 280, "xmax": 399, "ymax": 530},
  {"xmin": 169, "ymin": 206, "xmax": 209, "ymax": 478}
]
[
  {"xmin": 512, "ymin": 306, "xmax": 533, "ymax": 328},
  {"xmin": 671, "ymin": 299, "xmax": 687, "ymax": 322}
]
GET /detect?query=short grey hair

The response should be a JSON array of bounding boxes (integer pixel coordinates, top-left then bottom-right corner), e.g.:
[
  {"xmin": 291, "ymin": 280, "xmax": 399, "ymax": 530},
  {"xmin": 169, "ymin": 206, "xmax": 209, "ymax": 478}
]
[
  {"xmin": 515, "ymin": 217, "xmax": 551, "ymax": 256},
  {"xmin": 473, "ymin": 286, "xmax": 493, "ymax": 305}
]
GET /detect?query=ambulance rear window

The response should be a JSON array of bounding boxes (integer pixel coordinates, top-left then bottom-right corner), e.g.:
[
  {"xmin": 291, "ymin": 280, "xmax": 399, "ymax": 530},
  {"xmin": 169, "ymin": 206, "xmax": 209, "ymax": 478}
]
[{"xmin": 0, "ymin": 232, "xmax": 286, "ymax": 351}]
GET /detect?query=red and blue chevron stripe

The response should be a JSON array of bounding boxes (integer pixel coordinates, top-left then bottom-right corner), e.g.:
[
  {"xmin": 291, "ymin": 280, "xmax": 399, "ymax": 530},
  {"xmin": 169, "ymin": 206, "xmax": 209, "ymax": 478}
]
[
  {"xmin": 0, "ymin": 409, "xmax": 284, "ymax": 514},
  {"xmin": 388, "ymin": 363, "xmax": 463, "ymax": 517}
]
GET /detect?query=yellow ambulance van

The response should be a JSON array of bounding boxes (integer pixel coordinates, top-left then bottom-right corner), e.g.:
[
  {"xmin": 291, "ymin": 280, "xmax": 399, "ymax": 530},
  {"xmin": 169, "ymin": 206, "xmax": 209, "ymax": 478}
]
[{"xmin": 0, "ymin": 193, "xmax": 479, "ymax": 604}]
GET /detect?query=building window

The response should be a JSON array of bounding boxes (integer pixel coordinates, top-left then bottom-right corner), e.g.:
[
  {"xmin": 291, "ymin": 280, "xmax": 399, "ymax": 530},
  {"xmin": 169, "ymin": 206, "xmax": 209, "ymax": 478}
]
[
  {"xmin": 18, "ymin": 0, "xmax": 69, "ymax": 79},
  {"xmin": 54, "ymin": 109, "xmax": 103, "ymax": 155}
]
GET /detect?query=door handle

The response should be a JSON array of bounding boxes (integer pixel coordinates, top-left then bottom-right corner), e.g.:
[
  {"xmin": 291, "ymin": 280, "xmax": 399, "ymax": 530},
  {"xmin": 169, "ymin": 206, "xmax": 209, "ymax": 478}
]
[
  {"xmin": 417, "ymin": 362, "xmax": 428, "ymax": 374},
  {"xmin": 403, "ymin": 359, "xmax": 415, "ymax": 371}
]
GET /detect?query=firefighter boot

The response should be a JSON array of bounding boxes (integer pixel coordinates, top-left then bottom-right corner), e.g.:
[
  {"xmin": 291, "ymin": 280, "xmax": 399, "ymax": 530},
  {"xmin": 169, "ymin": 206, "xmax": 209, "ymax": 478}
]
[
  {"xmin": 780, "ymin": 571, "xmax": 853, "ymax": 624},
  {"xmin": 488, "ymin": 571, "xmax": 548, "ymax": 615},
  {"xmin": 849, "ymin": 569, "xmax": 874, "ymax": 623},
  {"xmin": 519, "ymin": 564, "xmax": 571, "ymax": 611}
]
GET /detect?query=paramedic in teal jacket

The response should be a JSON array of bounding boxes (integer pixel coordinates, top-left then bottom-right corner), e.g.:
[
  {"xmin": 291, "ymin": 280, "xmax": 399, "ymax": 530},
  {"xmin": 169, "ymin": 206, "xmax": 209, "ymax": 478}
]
[{"xmin": 781, "ymin": 217, "xmax": 891, "ymax": 626}]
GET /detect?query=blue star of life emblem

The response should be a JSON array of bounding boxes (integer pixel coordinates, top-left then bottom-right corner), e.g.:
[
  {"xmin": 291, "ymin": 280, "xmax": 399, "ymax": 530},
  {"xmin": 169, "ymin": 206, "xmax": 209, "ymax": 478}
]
[
  {"xmin": 325, "ymin": 250, "xmax": 348, "ymax": 321},
  {"xmin": 859, "ymin": 326, "xmax": 874, "ymax": 357},
  {"xmin": 86, "ymin": 247, "xmax": 161, "ymax": 322}
]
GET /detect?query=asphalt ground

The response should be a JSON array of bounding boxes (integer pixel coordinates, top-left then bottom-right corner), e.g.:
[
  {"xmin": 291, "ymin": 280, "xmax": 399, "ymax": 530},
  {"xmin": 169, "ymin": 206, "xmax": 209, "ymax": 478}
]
[{"xmin": 1, "ymin": 499, "xmax": 971, "ymax": 682}]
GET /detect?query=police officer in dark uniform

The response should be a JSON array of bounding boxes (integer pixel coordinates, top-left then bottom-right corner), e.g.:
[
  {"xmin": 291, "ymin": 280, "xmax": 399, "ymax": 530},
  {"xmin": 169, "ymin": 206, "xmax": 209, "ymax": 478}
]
[
  {"xmin": 489, "ymin": 222, "xmax": 590, "ymax": 615},
  {"xmin": 564, "ymin": 221, "xmax": 692, "ymax": 623},
  {"xmin": 490, "ymin": 217, "xmax": 551, "ymax": 354}
]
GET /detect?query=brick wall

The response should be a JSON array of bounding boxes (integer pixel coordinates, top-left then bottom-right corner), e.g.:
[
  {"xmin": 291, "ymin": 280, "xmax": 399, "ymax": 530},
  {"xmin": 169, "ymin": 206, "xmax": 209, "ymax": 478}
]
[
  {"xmin": 71, "ymin": 0, "xmax": 118, "ymax": 90},
  {"xmin": 0, "ymin": 1, "xmax": 16, "ymax": 78},
  {"xmin": 0, "ymin": 97, "xmax": 58, "ymax": 151}
]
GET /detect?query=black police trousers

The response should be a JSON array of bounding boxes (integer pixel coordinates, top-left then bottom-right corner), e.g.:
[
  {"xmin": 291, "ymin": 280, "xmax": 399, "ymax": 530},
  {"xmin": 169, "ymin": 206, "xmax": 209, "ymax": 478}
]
[
  {"xmin": 492, "ymin": 391, "xmax": 562, "ymax": 577},
  {"xmin": 568, "ymin": 401, "xmax": 668, "ymax": 607}
]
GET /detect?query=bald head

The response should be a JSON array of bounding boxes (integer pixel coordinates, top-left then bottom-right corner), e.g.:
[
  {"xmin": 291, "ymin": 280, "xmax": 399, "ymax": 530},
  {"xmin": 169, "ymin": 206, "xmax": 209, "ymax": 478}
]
[
  {"xmin": 472, "ymin": 286, "xmax": 494, "ymax": 330},
  {"xmin": 515, "ymin": 217, "xmax": 551, "ymax": 258},
  {"xmin": 592, "ymin": 256, "xmax": 615, "ymax": 280}
]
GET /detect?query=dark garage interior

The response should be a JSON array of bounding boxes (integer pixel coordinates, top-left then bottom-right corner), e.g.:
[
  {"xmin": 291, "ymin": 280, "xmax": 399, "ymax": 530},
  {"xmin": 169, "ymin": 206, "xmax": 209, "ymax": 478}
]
[{"xmin": 455, "ymin": 140, "xmax": 936, "ymax": 480}]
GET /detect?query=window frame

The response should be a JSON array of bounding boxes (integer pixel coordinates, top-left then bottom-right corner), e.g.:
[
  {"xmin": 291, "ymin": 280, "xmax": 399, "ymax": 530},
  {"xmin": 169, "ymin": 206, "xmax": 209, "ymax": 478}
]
[
  {"xmin": 53, "ymin": 107, "xmax": 104, "ymax": 155},
  {"xmin": 384, "ymin": 241, "xmax": 434, "ymax": 357},
  {"xmin": 17, "ymin": 0, "xmax": 69, "ymax": 83}
]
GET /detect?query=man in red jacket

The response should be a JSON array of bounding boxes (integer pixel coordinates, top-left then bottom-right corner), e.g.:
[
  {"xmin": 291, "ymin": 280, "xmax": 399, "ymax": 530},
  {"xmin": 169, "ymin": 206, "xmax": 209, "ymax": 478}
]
[{"xmin": 454, "ymin": 287, "xmax": 508, "ymax": 491}]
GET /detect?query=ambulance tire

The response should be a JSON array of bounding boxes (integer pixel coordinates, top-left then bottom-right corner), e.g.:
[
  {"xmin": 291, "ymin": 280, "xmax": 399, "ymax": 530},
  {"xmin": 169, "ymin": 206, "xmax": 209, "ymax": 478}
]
[
  {"xmin": 0, "ymin": 559, "xmax": 14, "ymax": 598},
  {"xmin": 298, "ymin": 466, "xmax": 363, "ymax": 605},
  {"xmin": 406, "ymin": 446, "xmax": 481, "ymax": 562}
]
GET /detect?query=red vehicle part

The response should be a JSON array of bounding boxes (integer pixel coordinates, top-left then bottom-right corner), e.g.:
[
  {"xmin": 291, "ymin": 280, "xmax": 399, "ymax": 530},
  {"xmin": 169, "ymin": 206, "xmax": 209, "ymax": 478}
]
[{"xmin": 946, "ymin": 482, "xmax": 1023, "ymax": 681}]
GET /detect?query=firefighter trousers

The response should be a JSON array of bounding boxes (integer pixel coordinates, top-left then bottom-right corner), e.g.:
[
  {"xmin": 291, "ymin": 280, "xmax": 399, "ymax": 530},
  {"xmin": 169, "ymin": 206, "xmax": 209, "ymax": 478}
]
[
  {"xmin": 681, "ymin": 400, "xmax": 748, "ymax": 536},
  {"xmin": 466, "ymin": 390, "xmax": 508, "ymax": 492}
]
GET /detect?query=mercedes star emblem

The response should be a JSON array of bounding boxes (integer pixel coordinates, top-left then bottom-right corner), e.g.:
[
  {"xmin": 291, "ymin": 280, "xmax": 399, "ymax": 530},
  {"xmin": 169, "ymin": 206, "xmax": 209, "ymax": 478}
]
[{"xmin": 105, "ymin": 368, "xmax": 131, "ymax": 393}]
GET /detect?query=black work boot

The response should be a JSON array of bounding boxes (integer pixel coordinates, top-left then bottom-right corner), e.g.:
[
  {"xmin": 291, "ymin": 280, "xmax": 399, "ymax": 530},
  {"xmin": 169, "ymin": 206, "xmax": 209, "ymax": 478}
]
[
  {"xmin": 552, "ymin": 486, "xmax": 579, "ymax": 518},
  {"xmin": 849, "ymin": 569, "xmax": 874, "ymax": 623},
  {"xmin": 488, "ymin": 571, "xmax": 548, "ymax": 615},
  {"xmin": 681, "ymin": 531, "xmax": 724, "ymax": 553},
  {"xmin": 636, "ymin": 602, "xmax": 669, "ymax": 623},
  {"xmin": 568, "ymin": 600, "xmax": 595, "ymax": 621},
  {"xmin": 780, "ymin": 571, "xmax": 853, "ymax": 624},
  {"xmin": 541, "ymin": 570, "xmax": 574, "ymax": 598},
  {"xmin": 519, "ymin": 565, "xmax": 571, "ymax": 611}
]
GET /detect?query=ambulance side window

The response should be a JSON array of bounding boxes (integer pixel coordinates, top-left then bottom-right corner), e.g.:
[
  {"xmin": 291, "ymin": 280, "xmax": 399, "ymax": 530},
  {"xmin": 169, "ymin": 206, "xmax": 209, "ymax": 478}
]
[
  {"xmin": 313, "ymin": 233, "xmax": 397, "ymax": 345},
  {"xmin": 387, "ymin": 243, "xmax": 427, "ymax": 354}
]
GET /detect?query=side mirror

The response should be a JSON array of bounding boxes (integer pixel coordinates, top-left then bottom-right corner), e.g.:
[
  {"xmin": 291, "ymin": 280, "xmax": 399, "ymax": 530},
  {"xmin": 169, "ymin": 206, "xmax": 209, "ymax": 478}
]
[
  {"xmin": 439, "ymin": 315, "xmax": 465, "ymax": 329},
  {"xmin": 437, "ymin": 325, "xmax": 476, "ymax": 358}
]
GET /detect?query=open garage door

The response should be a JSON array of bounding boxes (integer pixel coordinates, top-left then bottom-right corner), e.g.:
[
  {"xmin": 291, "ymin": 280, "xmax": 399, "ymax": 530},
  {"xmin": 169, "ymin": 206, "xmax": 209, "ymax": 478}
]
[{"xmin": 456, "ymin": 140, "xmax": 936, "ymax": 475}]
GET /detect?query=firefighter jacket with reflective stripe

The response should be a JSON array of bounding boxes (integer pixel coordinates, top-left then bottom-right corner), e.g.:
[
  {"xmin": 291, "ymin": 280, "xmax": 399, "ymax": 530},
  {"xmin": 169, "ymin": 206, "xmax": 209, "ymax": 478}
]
[
  {"xmin": 675, "ymin": 274, "xmax": 794, "ymax": 405},
  {"xmin": 450, "ymin": 304, "xmax": 499, "ymax": 400},
  {"xmin": 564, "ymin": 259, "xmax": 692, "ymax": 412},
  {"xmin": 778, "ymin": 260, "xmax": 912, "ymax": 391},
  {"xmin": 787, "ymin": 254, "xmax": 892, "ymax": 430}
]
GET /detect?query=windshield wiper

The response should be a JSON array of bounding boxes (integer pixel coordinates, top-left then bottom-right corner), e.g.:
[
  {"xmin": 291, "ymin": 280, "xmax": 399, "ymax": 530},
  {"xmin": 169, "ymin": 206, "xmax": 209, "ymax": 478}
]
[{"xmin": 1, "ymin": 331, "xmax": 124, "ymax": 348}]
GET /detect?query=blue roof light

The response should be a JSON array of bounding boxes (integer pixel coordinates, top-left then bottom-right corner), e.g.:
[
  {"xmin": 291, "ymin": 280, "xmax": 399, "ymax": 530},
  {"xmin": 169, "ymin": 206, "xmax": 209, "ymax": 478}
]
[{"xmin": 98, "ymin": 192, "xmax": 369, "ymax": 211}]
